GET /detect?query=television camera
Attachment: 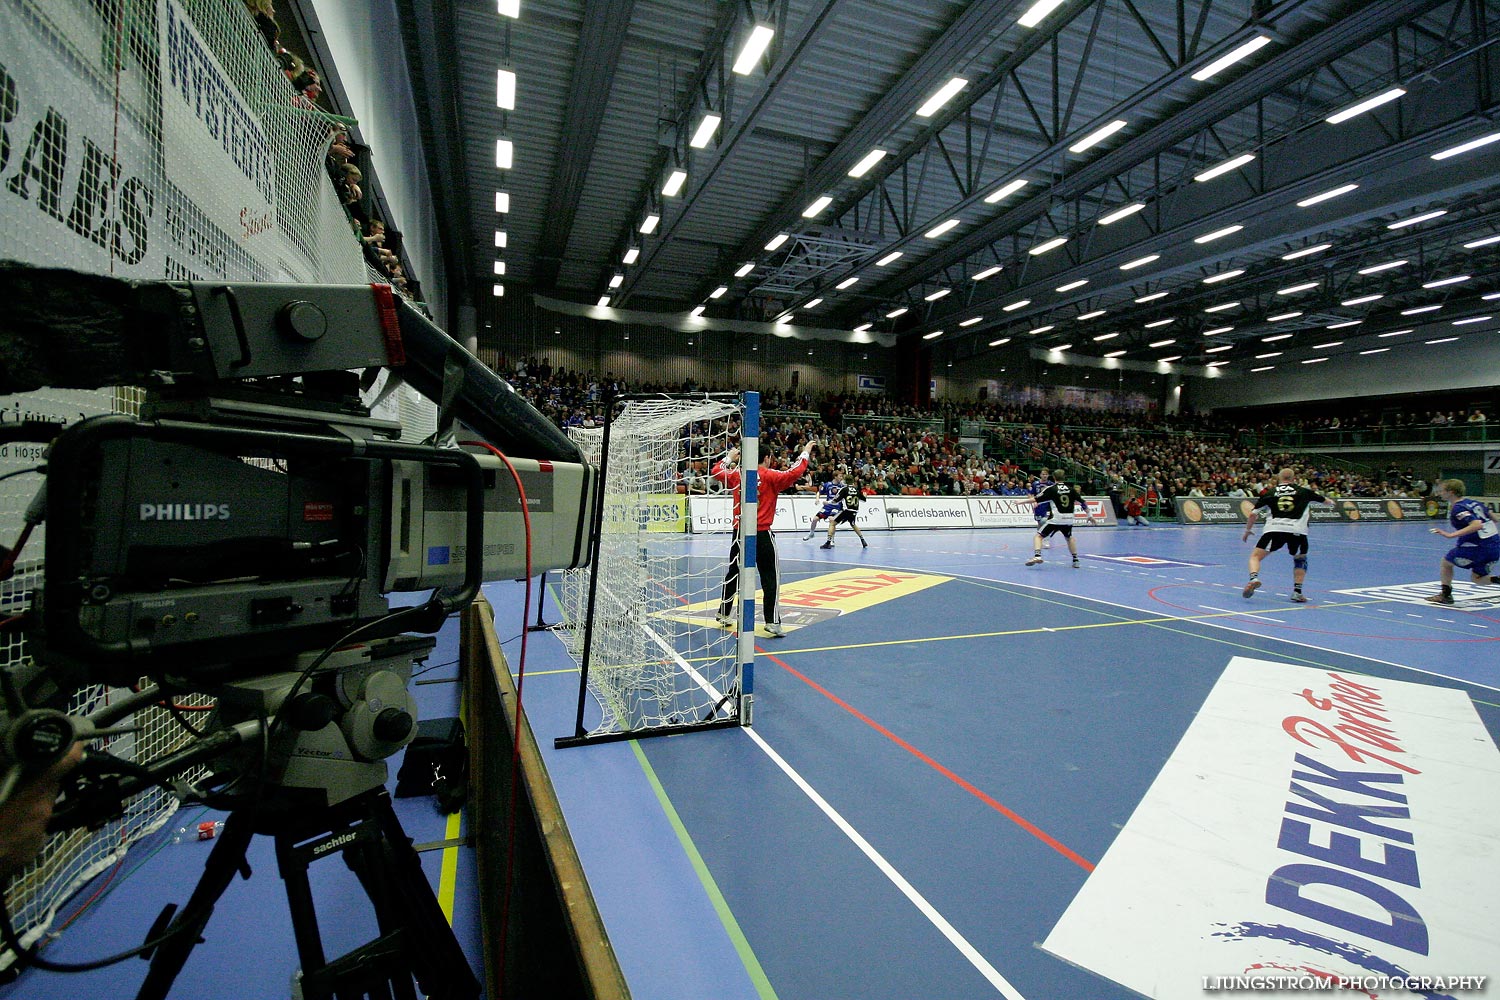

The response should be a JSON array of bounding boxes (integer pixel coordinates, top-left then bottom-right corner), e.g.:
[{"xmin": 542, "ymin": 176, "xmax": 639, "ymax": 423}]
[{"xmin": 0, "ymin": 261, "xmax": 597, "ymax": 998}]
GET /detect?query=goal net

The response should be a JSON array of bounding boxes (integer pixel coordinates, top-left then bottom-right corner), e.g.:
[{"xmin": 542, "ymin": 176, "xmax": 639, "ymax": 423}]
[{"xmin": 555, "ymin": 394, "xmax": 753, "ymax": 746}]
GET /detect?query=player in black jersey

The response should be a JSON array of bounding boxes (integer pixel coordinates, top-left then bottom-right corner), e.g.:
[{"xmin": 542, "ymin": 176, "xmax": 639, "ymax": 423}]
[
  {"xmin": 821, "ymin": 476, "xmax": 868, "ymax": 549},
  {"xmin": 1241, "ymin": 467, "xmax": 1330, "ymax": 603},
  {"xmin": 1024, "ymin": 470, "xmax": 1098, "ymax": 568}
]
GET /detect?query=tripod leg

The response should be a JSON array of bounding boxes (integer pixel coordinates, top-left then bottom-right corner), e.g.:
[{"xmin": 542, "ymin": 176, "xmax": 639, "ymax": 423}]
[{"xmin": 135, "ymin": 813, "xmax": 255, "ymax": 1000}]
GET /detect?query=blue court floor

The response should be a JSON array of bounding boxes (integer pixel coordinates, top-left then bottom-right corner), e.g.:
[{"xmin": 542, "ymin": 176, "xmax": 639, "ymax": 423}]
[{"xmin": 501, "ymin": 520, "xmax": 1500, "ymax": 1000}]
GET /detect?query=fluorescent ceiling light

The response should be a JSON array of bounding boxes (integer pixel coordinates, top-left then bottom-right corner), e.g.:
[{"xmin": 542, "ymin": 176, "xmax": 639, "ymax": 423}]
[
  {"xmin": 877, "ymin": 251, "xmax": 903, "ymax": 266},
  {"xmin": 1266, "ymin": 311, "xmax": 1302, "ymax": 321},
  {"xmin": 1313, "ymin": 341, "xmax": 1343, "ymax": 349},
  {"xmin": 1104, "ymin": 350, "xmax": 1127, "ymax": 358},
  {"xmin": 734, "ymin": 262, "xmax": 755, "ymax": 277},
  {"xmin": 925, "ymin": 218, "xmax": 962, "ymax": 239},
  {"xmin": 1030, "ymin": 236, "xmax": 1069, "ymax": 255},
  {"xmin": 1277, "ymin": 282, "xmax": 1318, "ymax": 295},
  {"xmin": 1464, "ymin": 234, "xmax": 1500, "ymax": 249},
  {"xmin": 494, "ymin": 230, "xmax": 508, "ymax": 248},
  {"xmin": 1425, "ymin": 336, "xmax": 1460, "ymax": 344},
  {"xmin": 1204, "ymin": 325, "xmax": 1234, "ymax": 336},
  {"xmin": 1159, "ymin": 355, "xmax": 1181, "ymax": 362},
  {"xmin": 1282, "ymin": 243, "xmax": 1331, "ymax": 261},
  {"xmin": 1205, "ymin": 344, "xmax": 1233, "ymax": 353},
  {"xmin": 1326, "ymin": 320, "xmax": 1361, "ymax": 329},
  {"xmin": 1203, "ymin": 269, "xmax": 1244, "ymax": 284},
  {"xmin": 596, "ymin": 295, "xmax": 611, "ymax": 307},
  {"xmin": 709, "ymin": 285, "xmax": 728, "ymax": 299},
  {"xmin": 1302, "ymin": 357, "xmax": 1329, "ymax": 365},
  {"xmin": 1401, "ymin": 305, "xmax": 1441, "ymax": 315},
  {"xmin": 765, "ymin": 233, "xmax": 788, "ymax": 251},
  {"xmin": 1149, "ymin": 338, "xmax": 1175, "ymax": 347},
  {"xmin": 922, "ymin": 330, "xmax": 943, "ymax": 340},
  {"xmin": 924, "ymin": 288, "xmax": 951, "ymax": 302},
  {"xmin": 1144, "ymin": 318, "xmax": 1174, "ymax": 328},
  {"xmin": 776, "ymin": 313, "xmax": 794, "ymax": 325},
  {"xmin": 989, "ymin": 337, "xmax": 1012, "ymax": 347},
  {"xmin": 1076, "ymin": 309, "xmax": 1106, "ymax": 320},
  {"xmin": 1050, "ymin": 343, "xmax": 1072, "ymax": 352},
  {"xmin": 960, "ymin": 316, "xmax": 983, "ymax": 327},
  {"xmin": 886, "ymin": 307, "xmax": 908, "ymax": 319},
  {"xmin": 804, "ymin": 297, "xmax": 823, "ymax": 309},
  {"xmin": 690, "ymin": 305, "xmax": 706, "ymax": 317},
  {"xmin": 1093, "ymin": 332, "xmax": 1118, "ymax": 341},
  {"xmin": 1341, "ymin": 294, "xmax": 1383, "ymax": 306},
  {"xmin": 802, "ymin": 195, "xmax": 833, "ymax": 218},
  {"xmin": 1262, "ymin": 333, "xmax": 1293, "ymax": 342},
  {"xmin": 1099, "ymin": 202, "xmax": 1146, "ymax": 225},
  {"xmin": 1135, "ymin": 291, "xmax": 1169, "ymax": 303},
  {"xmin": 1255, "ymin": 352, "xmax": 1282, "ymax": 359},
  {"xmin": 849, "ymin": 149, "xmax": 888, "ymax": 178},
  {"xmin": 492, "ymin": 284, "xmax": 504, "ymax": 297},
  {"xmin": 916, "ymin": 77, "xmax": 968, "ymax": 118},
  {"xmin": 1326, "ymin": 87, "xmax": 1406, "ymax": 124},
  {"xmin": 498, "ymin": 0, "xmax": 519, "ymax": 16},
  {"xmin": 1204, "ymin": 301, "xmax": 1239, "ymax": 313},
  {"xmin": 1297, "ymin": 183, "xmax": 1357, "ymax": 207},
  {"xmin": 972, "ymin": 265, "xmax": 1003, "ymax": 281},
  {"xmin": 1484, "ymin": 292, "xmax": 1500, "ymax": 300},
  {"xmin": 495, "ymin": 138, "xmax": 514, "ymax": 169},
  {"xmin": 622, "ymin": 246, "xmax": 639, "ymax": 264},
  {"xmin": 732, "ymin": 25, "xmax": 775, "ymax": 75},
  {"xmin": 854, "ymin": 323, "xmax": 873, "ymax": 333},
  {"xmin": 1251, "ymin": 366, "xmax": 1275, "ymax": 372},
  {"xmin": 1018, "ymin": 0, "xmax": 1068, "ymax": 28},
  {"xmin": 1121, "ymin": 254, "xmax": 1159, "ymax": 270},
  {"xmin": 1378, "ymin": 329, "xmax": 1413, "ymax": 338},
  {"xmin": 984, "ymin": 178, "xmax": 1029, "ymax": 204},
  {"xmin": 690, "ymin": 113, "xmax": 721, "ymax": 149},
  {"xmin": 494, "ymin": 191, "xmax": 510, "ymax": 213},
  {"xmin": 1431, "ymin": 131, "xmax": 1500, "ymax": 160},
  {"xmin": 1453, "ymin": 315, "xmax": 1492, "ymax": 325},
  {"xmin": 1387, "ymin": 209, "xmax": 1447, "ymax": 229},
  {"xmin": 1191, "ymin": 35, "xmax": 1273, "ymax": 81},
  {"xmin": 607, "ymin": 273, "xmax": 623, "ymax": 288},
  {"xmin": 1194, "ymin": 223, "xmax": 1243, "ymax": 243},
  {"xmin": 1030, "ymin": 325, "xmax": 1055, "ymax": 334},
  {"xmin": 662, "ymin": 169, "xmax": 687, "ymax": 197},
  {"xmin": 1003, "ymin": 299, "xmax": 1031, "ymax": 311},
  {"xmin": 1194, "ymin": 153, "xmax": 1256, "ymax": 183},
  {"xmin": 639, "ymin": 213, "xmax": 660, "ymax": 234},
  {"xmin": 1423, "ymin": 275, "xmax": 1469, "ymax": 288},
  {"xmin": 1056, "ymin": 279, "xmax": 1089, "ymax": 292},
  {"xmin": 1068, "ymin": 119, "xmax": 1128, "ymax": 153},
  {"xmin": 1356, "ymin": 259, "xmax": 1407, "ymax": 275},
  {"xmin": 492, "ymin": 261, "xmax": 506, "ymax": 276},
  {"xmin": 1360, "ymin": 348, "xmax": 1389, "ymax": 355},
  {"xmin": 836, "ymin": 276, "xmax": 859, "ymax": 290},
  {"xmin": 496, "ymin": 69, "xmax": 516, "ymax": 109}
]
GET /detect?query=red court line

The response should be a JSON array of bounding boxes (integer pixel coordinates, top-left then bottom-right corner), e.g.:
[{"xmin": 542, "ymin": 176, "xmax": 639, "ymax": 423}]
[{"xmin": 759, "ymin": 646, "xmax": 1096, "ymax": 873}]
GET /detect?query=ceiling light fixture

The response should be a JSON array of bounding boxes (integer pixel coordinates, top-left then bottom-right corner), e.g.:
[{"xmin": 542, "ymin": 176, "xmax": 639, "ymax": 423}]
[
  {"xmin": 494, "ymin": 230, "xmax": 508, "ymax": 248},
  {"xmin": 1017, "ymin": 0, "xmax": 1068, "ymax": 28},
  {"xmin": 1204, "ymin": 301, "xmax": 1240, "ymax": 313},
  {"xmin": 1277, "ymin": 282, "xmax": 1318, "ymax": 295},
  {"xmin": 886, "ymin": 307, "xmax": 908, "ymax": 319},
  {"xmin": 972, "ymin": 265, "xmax": 1003, "ymax": 281},
  {"xmin": 802, "ymin": 195, "xmax": 833, "ymax": 217},
  {"xmin": 492, "ymin": 261, "xmax": 506, "ymax": 276},
  {"xmin": 984, "ymin": 178, "xmax": 1029, "ymax": 204},
  {"xmin": 1463, "ymin": 234, "xmax": 1500, "ymax": 249},
  {"xmin": 916, "ymin": 77, "xmax": 968, "ymax": 117},
  {"xmin": 622, "ymin": 246, "xmax": 639, "ymax": 264},
  {"xmin": 1194, "ymin": 223, "xmax": 1243, "ymax": 243},
  {"xmin": 804, "ymin": 297, "xmax": 823, "ymax": 309},
  {"xmin": 494, "ymin": 191, "xmax": 510, "ymax": 212},
  {"xmin": 662, "ymin": 169, "xmax": 687, "ymax": 197},
  {"xmin": 1194, "ymin": 152, "xmax": 1256, "ymax": 182},
  {"xmin": 848, "ymin": 148, "xmax": 888, "ymax": 177},
  {"xmin": 1326, "ymin": 87, "xmax": 1406, "ymax": 124},
  {"xmin": 690, "ymin": 113, "xmax": 721, "ymax": 148},
  {"xmin": 1262, "ymin": 333, "xmax": 1293, "ymax": 342},
  {"xmin": 1282, "ymin": 243, "xmax": 1332, "ymax": 261},
  {"xmin": 923, "ymin": 330, "xmax": 944, "ymax": 340},
  {"xmin": 734, "ymin": 262, "xmax": 755, "ymax": 277},
  {"xmin": 1068, "ymin": 119, "xmax": 1128, "ymax": 153},
  {"xmin": 836, "ymin": 276, "xmax": 859, "ymax": 290},
  {"xmin": 1326, "ymin": 320, "xmax": 1361, "ymax": 329},
  {"xmin": 1251, "ymin": 365, "xmax": 1275, "ymax": 372},
  {"xmin": 596, "ymin": 295, "xmax": 611, "ymax": 307},
  {"xmin": 690, "ymin": 305, "xmax": 706, "ymax": 318},
  {"xmin": 1050, "ymin": 343, "xmax": 1072, "ymax": 352},
  {"xmin": 1104, "ymin": 349, "xmax": 1127, "ymax": 357},
  {"xmin": 1159, "ymin": 355, "xmax": 1181, "ymax": 362},
  {"xmin": 498, "ymin": 0, "xmax": 519, "ymax": 18},
  {"xmin": 1003, "ymin": 299, "xmax": 1031, "ymax": 311},
  {"xmin": 1191, "ymin": 35, "xmax": 1273, "ymax": 81},
  {"xmin": 732, "ymin": 25, "xmax": 776, "ymax": 75},
  {"xmin": 709, "ymin": 285, "xmax": 728, "ymax": 299},
  {"xmin": 1121, "ymin": 254, "xmax": 1159, "ymax": 270},
  {"xmin": 876, "ymin": 251, "xmax": 903, "ymax": 266},
  {"xmin": 495, "ymin": 138, "xmax": 514, "ymax": 169},
  {"xmin": 496, "ymin": 69, "xmax": 516, "ymax": 110},
  {"xmin": 1076, "ymin": 309, "xmax": 1106, "ymax": 320},
  {"xmin": 1099, "ymin": 202, "xmax": 1146, "ymax": 225},
  {"xmin": 1135, "ymin": 291, "xmax": 1169, "ymax": 303},
  {"xmin": 1093, "ymin": 332, "xmax": 1119, "ymax": 341},
  {"xmin": 1453, "ymin": 315, "xmax": 1492, "ymax": 325},
  {"xmin": 639, "ymin": 213, "xmax": 660, "ymax": 234},
  {"xmin": 1203, "ymin": 269, "xmax": 1245, "ymax": 284},
  {"xmin": 1030, "ymin": 236, "xmax": 1069, "ymax": 255},
  {"xmin": 607, "ymin": 273, "xmax": 622, "ymax": 288},
  {"xmin": 1149, "ymin": 338, "xmax": 1176, "ymax": 347},
  {"xmin": 960, "ymin": 316, "xmax": 983, "ymax": 327},
  {"xmin": 1301, "ymin": 357, "xmax": 1329, "ymax": 365},
  {"xmin": 1204, "ymin": 325, "xmax": 1234, "ymax": 336},
  {"xmin": 1378, "ymin": 329, "xmax": 1413, "ymax": 338},
  {"xmin": 1255, "ymin": 352, "xmax": 1282, "ymax": 359},
  {"xmin": 1297, "ymin": 183, "xmax": 1358, "ymax": 207},
  {"xmin": 492, "ymin": 284, "xmax": 504, "ymax": 296},
  {"xmin": 1356, "ymin": 259, "xmax": 1408, "ymax": 275},
  {"xmin": 925, "ymin": 218, "xmax": 962, "ymax": 238},
  {"xmin": 1431, "ymin": 131, "xmax": 1500, "ymax": 160},
  {"xmin": 1313, "ymin": 341, "xmax": 1343, "ymax": 349},
  {"xmin": 1360, "ymin": 348, "xmax": 1390, "ymax": 355},
  {"xmin": 1144, "ymin": 318, "xmax": 1174, "ymax": 328},
  {"xmin": 1422, "ymin": 275, "xmax": 1470, "ymax": 288},
  {"xmin": 1387, "ymin": 209, "xmax": 1447, "ymax": 229},
  {"xmin": 989, "ymin": 336, "xmax": 1012, "ymax": 347},
  {"xmin": 924, "ymin": 288, "xmax": 951, "ymax": 302},
  {"xmin": 764, "ymin": 233, "xmax": 788, "ymax": 251},
  {"xmin": 1056, "ymin": 279, "xmax": 1089, "ymax": 292},
  {"xmin": 1341, "ymin": 294, "xmax": 1383, "ymax": 306},
  {"xmin": 1401, "ymin": 305, "xmax": 1441, "ymax": 315},
  {"xmin": 1266, "ymin": 311, "xmax": 1302, "ymax": 321},
  {"xmin": 1205, "ymin": 344, "xmax": 1233, "ymax": 353},
  {"xmin": 854, "ymin": 322, "xmax": 873, "ymax": 333},
  {"xmin": 1425, "ymin": 336, "xmax": 1460, "ymax": 344}
]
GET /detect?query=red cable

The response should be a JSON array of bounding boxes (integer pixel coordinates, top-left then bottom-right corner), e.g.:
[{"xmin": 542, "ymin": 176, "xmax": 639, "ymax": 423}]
[{"xmin": 460, "ymin": 441, "xmax": 533, "ymax": 997}]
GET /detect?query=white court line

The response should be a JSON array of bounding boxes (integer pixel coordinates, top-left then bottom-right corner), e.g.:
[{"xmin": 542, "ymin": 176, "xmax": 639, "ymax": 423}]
[
  {"xmin": 646, "ymin": 623, "xmax": 1025, "ymax": 997},
  {"xmin": 744, "ymin": 727, "xmax": 1028, "ymax": 1000}
]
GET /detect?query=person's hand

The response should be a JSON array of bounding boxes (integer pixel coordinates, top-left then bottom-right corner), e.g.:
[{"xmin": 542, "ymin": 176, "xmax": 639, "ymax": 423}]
[
  {"xmin": 1, "ymin": 743, "xmax": 84, "ymax": 879},
  {"xmin": 1242, "ymin": 529, "xmax": 1251, "ymax": 542}
]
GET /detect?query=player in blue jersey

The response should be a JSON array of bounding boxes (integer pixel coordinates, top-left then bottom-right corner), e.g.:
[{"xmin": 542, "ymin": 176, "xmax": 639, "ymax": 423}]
[
  {"xmin": 803, "ymin": 470, "xmax": 845, "ymax": 540},
  {"xmin": 1425, "ymin": 479, "xmax": 1500, "ymax": 605}
]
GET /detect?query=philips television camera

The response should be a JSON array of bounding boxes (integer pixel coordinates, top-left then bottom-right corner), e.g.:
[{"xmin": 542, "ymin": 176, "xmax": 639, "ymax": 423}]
[{"xmin": 0, "ymin": 262, "xmax": 596, "ymax": 817}]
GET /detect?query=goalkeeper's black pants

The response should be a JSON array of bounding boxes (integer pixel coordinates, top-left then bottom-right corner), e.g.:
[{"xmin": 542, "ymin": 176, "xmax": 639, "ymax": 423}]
[{"xmin": 718, "ymin": 529, "xmax": 780, "ymax": 625}]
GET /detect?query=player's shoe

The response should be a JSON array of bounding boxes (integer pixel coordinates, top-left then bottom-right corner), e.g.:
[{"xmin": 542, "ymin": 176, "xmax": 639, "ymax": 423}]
[
  {"xmin": 764, "ymin": 622, "xmax": 785, "ymax": 637},
  {"xmin": 819, "ymin": 541, "xmax": 832, "ymax": 549},
  {"xmin": 861, "ymin": 539, "xmax": 868, "ymax": 548},
  {"xmin": 714, "ymin": 613, "xmax": 734, "ymax": 627},
  {"xmin": 1071, "ymin": 559, "xmax": 1080, "ymax": 569},
  {"xmin": 1289, "ymin": 592, "xmax": 1308, "ymax": 603},
  {"xmin": 1242, "ymin": 579, "xmax": 1261, "ymax": 598},
  {"xmin": 1425, "ymin": 592, "xmax": 1455, "ymax": 605},
  {"xmin": 1025, "ymin": 556, "xmax": 1043, "ymax": 566}
]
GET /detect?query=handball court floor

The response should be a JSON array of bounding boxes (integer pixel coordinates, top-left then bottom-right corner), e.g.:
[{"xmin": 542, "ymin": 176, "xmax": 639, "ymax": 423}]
[{"xmin": 500, "ymin": 519, "xmax": 1500, "ymax": 1000}]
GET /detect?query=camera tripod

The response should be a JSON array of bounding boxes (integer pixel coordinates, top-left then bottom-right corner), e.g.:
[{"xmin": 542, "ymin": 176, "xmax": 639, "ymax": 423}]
[{"xmin": 136, "ymin": 786, "xmax": 478, "ymax": 1000}]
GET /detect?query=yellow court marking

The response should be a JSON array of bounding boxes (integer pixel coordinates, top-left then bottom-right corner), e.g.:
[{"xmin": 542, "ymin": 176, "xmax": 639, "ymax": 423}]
[
  {"xmin": 652, "ymin": 568, "xmax": 953, "ymax": 626},
  {"xmin": 438, "ymin": 689, "xmax": 466, "ymax": 925}
]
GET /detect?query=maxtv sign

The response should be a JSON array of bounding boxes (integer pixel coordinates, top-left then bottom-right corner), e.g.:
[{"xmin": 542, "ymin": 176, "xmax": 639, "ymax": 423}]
[{"xmin": 1044, "ymin": 658, "xmax": 1499, "ymax": 999}]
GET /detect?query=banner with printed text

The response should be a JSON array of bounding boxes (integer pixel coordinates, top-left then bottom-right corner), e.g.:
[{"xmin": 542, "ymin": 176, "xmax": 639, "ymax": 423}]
[{"xmin": 1176, "ymin": 496, "xmax": 1430, "ymax": 525}]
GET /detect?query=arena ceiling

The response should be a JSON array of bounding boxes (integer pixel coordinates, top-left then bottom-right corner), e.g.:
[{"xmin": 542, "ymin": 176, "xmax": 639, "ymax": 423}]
[{"xmin": 408, "ymin": 0, "xmax": 1500, "ymax": 376}]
